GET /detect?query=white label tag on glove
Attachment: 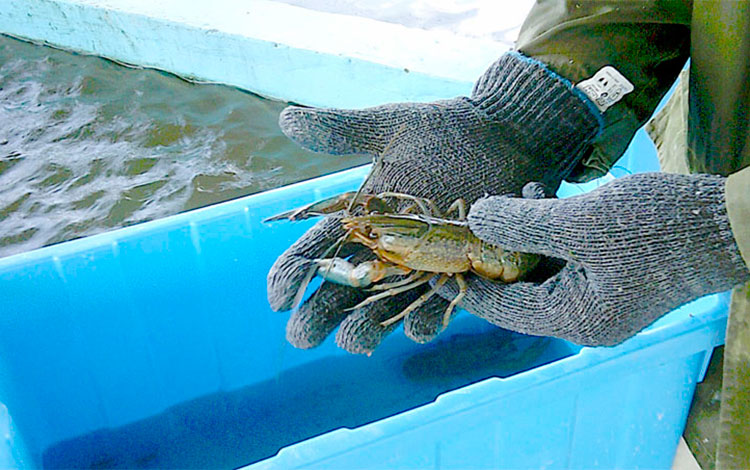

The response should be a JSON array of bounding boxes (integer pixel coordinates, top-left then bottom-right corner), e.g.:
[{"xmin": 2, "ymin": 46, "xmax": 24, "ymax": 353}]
[{"xmin": 576, "ymin": 66, "xmax": 634, "ymax": 112}]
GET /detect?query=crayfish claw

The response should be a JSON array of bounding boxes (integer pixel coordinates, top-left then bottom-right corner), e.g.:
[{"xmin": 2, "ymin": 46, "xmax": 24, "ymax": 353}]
[{"xmin": 314, "ymin": 258, "xmax": 372, "ymax": 289}]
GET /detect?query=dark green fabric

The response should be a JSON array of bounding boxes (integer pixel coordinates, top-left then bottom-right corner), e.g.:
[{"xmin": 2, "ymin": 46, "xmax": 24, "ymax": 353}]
[
  {"xmin": 684, "ymin": 346, "xmax": 723, "ymax": 470},
  {"xmin": 516, "ymin": 1, "xmax": 750, "ymax": 468},
  {"xmin": 688, "ymin": 0, "xmax": 750, "ymax": 175},
  {"xmin": 717, "ymin": 282, "xmax": 750, "ymax": 470},
  {"xmin": 516, "ymin": 0, "xmax": 691, "ymax": 182}
]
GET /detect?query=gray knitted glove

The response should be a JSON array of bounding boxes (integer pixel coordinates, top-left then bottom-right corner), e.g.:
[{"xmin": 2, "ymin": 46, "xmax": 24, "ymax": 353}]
[
  {"xmin": 439, "ymin": 173, "xmax": 750, "ymax": 346},
  {"xmin": 267, "ymin": 52, "xmax": 603, "ymax": 354}
]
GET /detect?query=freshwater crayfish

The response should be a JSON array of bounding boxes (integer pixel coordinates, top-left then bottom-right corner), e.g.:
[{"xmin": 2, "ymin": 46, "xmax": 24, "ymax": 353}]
[{"xmin": 265, "ymin": 190, "xmax": 540, "ymax": 328}]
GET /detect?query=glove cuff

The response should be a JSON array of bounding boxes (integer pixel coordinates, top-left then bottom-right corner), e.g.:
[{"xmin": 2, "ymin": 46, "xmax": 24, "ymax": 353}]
[{"xmin": 470, "ymin": 52, "xmax": 603, "ymax": 184}]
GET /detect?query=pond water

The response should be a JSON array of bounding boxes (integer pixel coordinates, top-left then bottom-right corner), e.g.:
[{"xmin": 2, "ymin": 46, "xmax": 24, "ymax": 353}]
[{"xmin": 0, "ymin": 34, "xmax": 368, "ymax": 258}]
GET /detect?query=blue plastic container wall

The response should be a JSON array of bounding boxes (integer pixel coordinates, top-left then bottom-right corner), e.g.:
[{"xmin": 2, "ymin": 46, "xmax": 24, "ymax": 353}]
[{"xmin": 0, "ymin": 125, "xmax": 727, "ymax": 469}]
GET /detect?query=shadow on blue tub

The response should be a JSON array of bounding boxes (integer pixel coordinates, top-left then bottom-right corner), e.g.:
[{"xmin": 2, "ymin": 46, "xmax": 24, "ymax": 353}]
[{"xmin": 41, "ymin": 316, "xmax": 577, "ymax": 469}]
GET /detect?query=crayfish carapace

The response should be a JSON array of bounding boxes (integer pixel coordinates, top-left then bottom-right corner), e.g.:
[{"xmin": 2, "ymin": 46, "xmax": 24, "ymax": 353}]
[{"xmin": 265, "ymin": 191, "xmax": 540, "ymax": 329}]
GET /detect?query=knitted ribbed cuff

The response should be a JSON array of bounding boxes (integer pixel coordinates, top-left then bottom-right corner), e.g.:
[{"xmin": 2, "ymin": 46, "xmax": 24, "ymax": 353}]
[{"xmin": 470, "ymin": 52, "xmax": 604, "ymax": 179}]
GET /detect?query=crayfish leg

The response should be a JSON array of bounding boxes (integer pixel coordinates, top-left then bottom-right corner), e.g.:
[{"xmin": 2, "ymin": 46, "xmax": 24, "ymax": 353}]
[
  {"xmin": 380, "ymin": 274, "xmax": 450, "ymax": 327},
  {"xmin": 442, "ymin": 274, "xmax": 467, "ymax": 327},
  {"xmin": 444, "ymin": 198, "xmax": 467, "ymax": 220},
  {"xmin": 375, "ymin": 191, "xmax": 439, "ymax": 217},
  {"xmin": 345, "ymin": 272, "xmax": 436, "ymax": 312},
  {"xmin": 368, "ymin": 270, "xmax": 424, "ymax": 291}
]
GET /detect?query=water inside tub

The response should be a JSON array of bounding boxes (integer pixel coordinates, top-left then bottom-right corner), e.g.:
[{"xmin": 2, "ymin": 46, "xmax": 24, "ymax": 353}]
[{"xmin": 42, "ymin": 316, "xmax": 579, "ymax": 469}]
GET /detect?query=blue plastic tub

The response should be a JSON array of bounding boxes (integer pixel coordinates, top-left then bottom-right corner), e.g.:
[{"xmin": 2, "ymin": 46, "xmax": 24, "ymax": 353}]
[{"xmin": 0, "ymin": 127, "xmax": 727, "ymax": 469}]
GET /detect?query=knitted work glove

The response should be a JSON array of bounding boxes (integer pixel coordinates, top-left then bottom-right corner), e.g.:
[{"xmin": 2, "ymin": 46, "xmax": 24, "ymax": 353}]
[
  {"xmin": 267, "ymin": 52, "xmax": 602, "ymax": 354},
  {"xmin": 438, "ymin": 173, "xmax": 750, "ymax": 346}
]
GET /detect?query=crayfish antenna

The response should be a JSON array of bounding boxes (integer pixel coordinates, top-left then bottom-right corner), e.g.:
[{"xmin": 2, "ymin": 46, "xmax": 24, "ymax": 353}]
[
  {"xmin": 346, "ymin": 123, "xmax": 408, "ymax": 214},
  {"xmin": 318, "ymin": 227, "xmax": 354, "ymax": 282},
  {"xmin": 292, "ymin": 227, "xmax": 352, "ymax": 310},
  {"xmin": 289, "ymin": 260, "xmax": 319, "ymax": 310}
]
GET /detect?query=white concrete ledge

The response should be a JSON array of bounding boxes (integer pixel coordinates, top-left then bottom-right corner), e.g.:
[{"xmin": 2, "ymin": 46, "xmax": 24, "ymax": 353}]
[{"xmin": 0, "ymin": 0, "xmax": 511, "ymax": 107}]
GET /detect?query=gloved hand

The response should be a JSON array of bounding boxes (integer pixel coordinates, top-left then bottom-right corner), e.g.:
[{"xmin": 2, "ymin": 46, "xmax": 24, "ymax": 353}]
[
  {"xmin": 438, "ymin": 173, "xmax": 750, "ymax": 346},
  {"xmin": 267, "ymin": 52, "xmax": 603, "ymax": 354}
]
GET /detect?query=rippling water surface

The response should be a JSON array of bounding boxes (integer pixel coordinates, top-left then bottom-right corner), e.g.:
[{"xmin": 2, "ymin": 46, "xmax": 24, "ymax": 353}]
[{"xmin": 0, "ymin": 35, "xmax": 367, "ymax": 258}]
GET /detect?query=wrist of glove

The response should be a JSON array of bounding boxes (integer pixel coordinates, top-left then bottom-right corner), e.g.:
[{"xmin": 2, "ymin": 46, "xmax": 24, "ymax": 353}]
[
  {"xmin": 268, "ymin": 51, "xmax": 603, "ymax": 354},
  {"xmin": 439, "ymin": 173, "xmax": 750, "ymax": 346}
]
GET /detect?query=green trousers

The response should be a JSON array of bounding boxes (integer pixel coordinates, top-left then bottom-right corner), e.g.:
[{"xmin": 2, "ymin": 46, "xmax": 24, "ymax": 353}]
[
  {"xmin": 517, "ymin": 1, "xmax": 750, "ymax": 467},
  {"xmin": 648, "ymin": 72, "xmax": 749, "ymax": 470}
]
